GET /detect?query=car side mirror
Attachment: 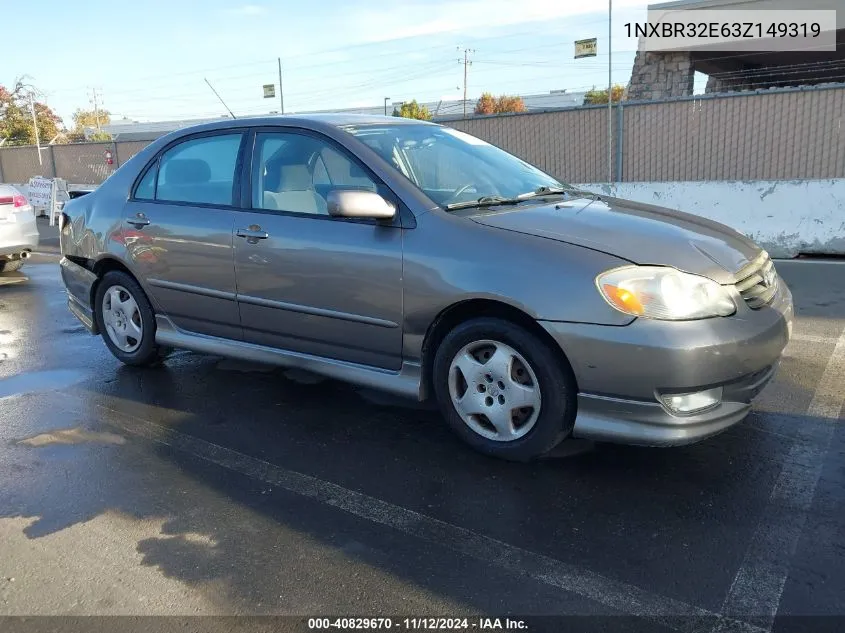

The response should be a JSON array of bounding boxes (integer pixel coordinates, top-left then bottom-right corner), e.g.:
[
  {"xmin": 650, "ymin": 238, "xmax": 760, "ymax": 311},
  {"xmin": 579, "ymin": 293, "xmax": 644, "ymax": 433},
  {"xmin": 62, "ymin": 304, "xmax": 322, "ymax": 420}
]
[{"xmin": 326, "ymin": 190, "xmax": 396, "ymax": 220}]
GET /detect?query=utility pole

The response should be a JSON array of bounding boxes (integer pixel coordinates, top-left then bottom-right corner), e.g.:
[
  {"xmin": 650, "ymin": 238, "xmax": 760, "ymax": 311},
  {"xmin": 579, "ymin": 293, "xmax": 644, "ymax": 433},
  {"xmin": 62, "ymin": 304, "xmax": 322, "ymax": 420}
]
[
  {"xmin": 608, "ymin": 0, "xmax": 613, "ymax": 183},
  {"xmin": 277, "ymin": 57, "xmax": 285, "ymax": 114},
  {"xmin": 28, "ymin": 92, "xmax": 42, "ymax": 166},
  {"xmin": 384, "ymin": 97, "xmax": 390, "ymax": 116},
  {"xmin": 458, "ymin": 47, "xmax": 474, "ymax": 119},
  {"xmin": 90, "ymin": 88, "xmax": 103, "ymax": 133}
]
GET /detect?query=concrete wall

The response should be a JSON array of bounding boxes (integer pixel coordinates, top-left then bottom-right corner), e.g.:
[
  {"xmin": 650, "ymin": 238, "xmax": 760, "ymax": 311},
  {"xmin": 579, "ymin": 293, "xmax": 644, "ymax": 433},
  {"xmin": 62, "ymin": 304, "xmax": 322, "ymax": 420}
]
[{"xmin": 578, "ymin": 179, "xmax": 845, "ymax": 258}]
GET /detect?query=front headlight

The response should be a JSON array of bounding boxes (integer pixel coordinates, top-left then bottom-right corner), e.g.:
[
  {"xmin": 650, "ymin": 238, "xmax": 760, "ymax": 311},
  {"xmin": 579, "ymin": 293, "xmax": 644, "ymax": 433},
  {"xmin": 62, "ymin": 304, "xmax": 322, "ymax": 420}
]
[{"xmin": 596, "ymin": 266, "xmax": 736, "ymax": 320}]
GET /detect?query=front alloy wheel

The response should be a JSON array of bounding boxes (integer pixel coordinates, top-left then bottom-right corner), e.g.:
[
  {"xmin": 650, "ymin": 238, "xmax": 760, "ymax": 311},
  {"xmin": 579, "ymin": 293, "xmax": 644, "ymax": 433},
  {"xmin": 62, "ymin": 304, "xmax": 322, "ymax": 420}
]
[
  {"xmin": 448, "ymin": 340, "xmax": 542, "ymax": 442},
  {"xmin": 432, "ymin": 317, "xmax": 576, "ymax": 461}
]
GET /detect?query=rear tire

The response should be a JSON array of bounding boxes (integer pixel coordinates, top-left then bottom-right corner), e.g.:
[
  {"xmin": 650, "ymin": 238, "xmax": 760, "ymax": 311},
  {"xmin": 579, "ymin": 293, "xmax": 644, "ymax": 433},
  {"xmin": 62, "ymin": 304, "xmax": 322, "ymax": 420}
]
[
  {"xmin": 0, "ymin": 259, "xmax": 25, "ymax": 273},
  {"xmin": 94, "ymin": 270, "xmax": 162, "ymax": 367},
  {"xmin": 432, "ymin": 317, "xmax": 577, "ymax": 461}
]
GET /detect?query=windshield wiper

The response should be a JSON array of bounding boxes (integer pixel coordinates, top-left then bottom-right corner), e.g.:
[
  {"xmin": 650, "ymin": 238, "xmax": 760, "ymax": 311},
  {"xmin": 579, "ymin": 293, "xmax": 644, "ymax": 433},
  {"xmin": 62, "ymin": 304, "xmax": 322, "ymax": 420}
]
[
  {"xmin": 445, "ymin": 185, "xmax": 585, "ymax": 211},
  {"xmin": 516, "ymin": 185, "xmax": 582, "ymax": 200},
  {"xmin": 445, "ymin": 195, "xmax": 526, "ymax": 211}
]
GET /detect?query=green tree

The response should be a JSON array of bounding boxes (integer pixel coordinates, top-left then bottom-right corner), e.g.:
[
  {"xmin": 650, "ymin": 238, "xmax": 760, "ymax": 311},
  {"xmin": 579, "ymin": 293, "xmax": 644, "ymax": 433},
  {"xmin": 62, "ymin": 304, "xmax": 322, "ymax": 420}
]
[
  {"xmin": 0, "ymin": 79, "xmax": 63, "ymax": 146},
  {"xmin": 583, "ymin": 84, "xmax": 626, "ymax": 105},
  {"xmin": 69, "ymin": 108, "xmax": 112, "ymax": 141},
  {"xmin": 474, "ymin": 92, "xmax": 527, "ymax": 116},
  {"xmin": 393, "ymin": 100, "xmax": 432, "ymax": 121}
]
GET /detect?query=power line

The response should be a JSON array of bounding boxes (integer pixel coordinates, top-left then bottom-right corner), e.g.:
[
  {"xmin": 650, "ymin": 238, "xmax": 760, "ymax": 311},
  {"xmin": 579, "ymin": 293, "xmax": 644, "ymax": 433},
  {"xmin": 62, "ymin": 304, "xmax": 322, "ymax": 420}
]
[{"xmin": 79, "ymin": 59, "xmax": 454, "ymax": 105}]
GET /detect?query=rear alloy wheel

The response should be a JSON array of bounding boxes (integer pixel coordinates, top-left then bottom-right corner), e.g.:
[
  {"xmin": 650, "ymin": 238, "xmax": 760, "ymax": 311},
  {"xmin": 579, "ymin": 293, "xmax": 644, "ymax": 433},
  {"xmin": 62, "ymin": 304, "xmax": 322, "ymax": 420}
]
[
  {"xmin": 102, "ymin": 285, "xmax": 143, "ymax": 353},
  {"xmin": 433, "ymin": 317, "xmax": 576, "ymax": 461},
  {"xmin": 94, "ymin": 270, "xmax": 163, "ymax": 367}
]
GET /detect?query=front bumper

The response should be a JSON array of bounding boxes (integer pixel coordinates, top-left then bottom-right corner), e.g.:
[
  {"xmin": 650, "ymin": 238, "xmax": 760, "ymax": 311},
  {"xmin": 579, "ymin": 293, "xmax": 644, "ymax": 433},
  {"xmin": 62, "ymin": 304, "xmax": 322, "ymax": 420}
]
[
  {"xmin": 540, "ymin": 281, "xmax": 793, "ymax": 446},
  {"xmin": 60, "ymin": 256, "xmax": 99, "ymax": 334}
]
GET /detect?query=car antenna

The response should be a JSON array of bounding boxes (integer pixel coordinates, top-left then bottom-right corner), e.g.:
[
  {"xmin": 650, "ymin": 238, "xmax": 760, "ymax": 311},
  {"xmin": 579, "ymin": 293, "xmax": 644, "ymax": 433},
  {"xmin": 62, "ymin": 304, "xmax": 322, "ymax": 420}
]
[{"xmin": 204, "ymin": 78, "xmax": 237, "ymax": 119}]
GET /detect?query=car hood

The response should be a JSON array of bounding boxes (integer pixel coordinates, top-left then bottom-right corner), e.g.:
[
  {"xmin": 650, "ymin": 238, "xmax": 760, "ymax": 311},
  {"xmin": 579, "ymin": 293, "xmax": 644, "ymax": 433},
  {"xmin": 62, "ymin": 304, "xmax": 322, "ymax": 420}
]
[{"xmin": 467, "ymin": 195, "xmax": 763, "ymax": 284}]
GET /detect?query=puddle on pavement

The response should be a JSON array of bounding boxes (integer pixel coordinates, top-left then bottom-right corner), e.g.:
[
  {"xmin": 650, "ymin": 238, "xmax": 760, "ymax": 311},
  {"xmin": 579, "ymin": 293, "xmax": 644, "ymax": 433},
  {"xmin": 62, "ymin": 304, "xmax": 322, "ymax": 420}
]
[
  {"xmin": 59, "ymin": 325, "xmax": 88, "ymax": 335},
  {"xmin": 215, "ymin": 359, "xmax": 276, "ymax": 373},
  {"xmin": 0, "ymin": 370, "xmax": 86, "ymax": 399},
  {"xmin": 214, "ymin": 359, "xmax": 326, "ymax": 386},
  {"xmin": 354, "ymin": 387, "xmax": 435, "ymax": 410},
  {"xmin": 17, "ymin": 427, "xmax": 126, "ymax": 447},
  {"xmin": 283, "ymin": 368, "xmax": 325, "ymax": 385}
]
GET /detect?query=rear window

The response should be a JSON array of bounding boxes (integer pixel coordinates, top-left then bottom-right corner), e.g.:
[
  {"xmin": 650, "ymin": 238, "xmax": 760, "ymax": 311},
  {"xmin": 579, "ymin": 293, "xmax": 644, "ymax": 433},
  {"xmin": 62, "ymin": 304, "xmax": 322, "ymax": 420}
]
[{"xmin": 136, "ymin": 133, "xmax": 243, "ymax": 206}]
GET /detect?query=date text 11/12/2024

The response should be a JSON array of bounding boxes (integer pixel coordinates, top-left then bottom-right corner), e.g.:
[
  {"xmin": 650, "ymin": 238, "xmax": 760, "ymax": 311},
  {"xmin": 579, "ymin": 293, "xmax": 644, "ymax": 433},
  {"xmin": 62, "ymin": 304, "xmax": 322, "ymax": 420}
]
[{"xmin": 307, "ymin": 618, "xmax": 528, "ymax": 630}]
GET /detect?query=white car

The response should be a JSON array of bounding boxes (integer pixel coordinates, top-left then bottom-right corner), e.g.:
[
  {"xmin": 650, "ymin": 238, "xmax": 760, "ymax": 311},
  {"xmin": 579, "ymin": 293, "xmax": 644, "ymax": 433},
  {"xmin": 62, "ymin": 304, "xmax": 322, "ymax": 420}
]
[{"xmin": 0, "ymin": 184, "xmax": 39, "ymax": 272}]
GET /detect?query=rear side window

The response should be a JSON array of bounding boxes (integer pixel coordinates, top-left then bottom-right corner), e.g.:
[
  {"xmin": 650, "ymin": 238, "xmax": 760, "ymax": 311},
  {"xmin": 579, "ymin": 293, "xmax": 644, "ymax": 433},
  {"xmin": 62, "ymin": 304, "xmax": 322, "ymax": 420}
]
[
  {"xmin": 142, "ymin": 134, "xmax": 242, "ymax": 205},
  {"xmin": 135, "ymin": 164, "xmax": 156, "ymax": 200}
]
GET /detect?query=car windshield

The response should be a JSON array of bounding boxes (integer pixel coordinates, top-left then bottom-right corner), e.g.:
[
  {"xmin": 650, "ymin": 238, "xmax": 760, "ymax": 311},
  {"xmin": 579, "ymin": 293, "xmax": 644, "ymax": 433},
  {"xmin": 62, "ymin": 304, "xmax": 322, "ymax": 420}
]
[{"xmin": 339, "ymin": 123, "xmax": 568, "ymax": 209}]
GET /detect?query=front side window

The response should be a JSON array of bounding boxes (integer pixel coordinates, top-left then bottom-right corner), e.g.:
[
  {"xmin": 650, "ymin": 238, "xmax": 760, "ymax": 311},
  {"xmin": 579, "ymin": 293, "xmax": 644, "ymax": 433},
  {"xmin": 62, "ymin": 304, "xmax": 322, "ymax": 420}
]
[
  {"xmin": 252, "ymin": 132, "xmax": 378, "ymax": 215},
  {"xmin": 341, "ymin": 124, "xmax": 564, "ymax": 208},
  {"xmin": 153, "ymin": 133, "xmax": 242, "ymax": 205}
]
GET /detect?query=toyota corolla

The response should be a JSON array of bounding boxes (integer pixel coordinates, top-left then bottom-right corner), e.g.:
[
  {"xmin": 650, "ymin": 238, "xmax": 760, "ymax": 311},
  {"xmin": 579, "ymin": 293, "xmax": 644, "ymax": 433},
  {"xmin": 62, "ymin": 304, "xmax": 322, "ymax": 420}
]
[{"xmin": 59, "ymin": 114, "xmax": 792, "ymax": 460}]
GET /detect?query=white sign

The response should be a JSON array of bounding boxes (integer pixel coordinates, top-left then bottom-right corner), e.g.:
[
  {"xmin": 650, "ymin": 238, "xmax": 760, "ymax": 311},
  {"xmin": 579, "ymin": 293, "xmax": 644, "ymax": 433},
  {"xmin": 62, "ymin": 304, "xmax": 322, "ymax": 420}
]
[
  {"xmin": 50, "ymin": 179, "xmax": 68, "ymax": 225},
  {"xmin": 575, "ymin": 38, "xmax": 597, "ymax": 59},
  {"xmin": 263, "ymin": 84, "xmax": 276, "ymax": 98},
  {"xmin": 27, "ymin": 176, "xmax": 53, "ymax": 208}
]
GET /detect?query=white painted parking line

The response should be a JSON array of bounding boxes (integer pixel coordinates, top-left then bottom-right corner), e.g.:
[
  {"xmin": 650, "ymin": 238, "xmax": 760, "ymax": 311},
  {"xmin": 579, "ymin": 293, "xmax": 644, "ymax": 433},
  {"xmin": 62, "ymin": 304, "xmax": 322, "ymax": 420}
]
[
  {"xmin": 98, "ymin": 404, "xmax": 764, "ymax": 633},
  {"xmin": 788, "ymin": 333, "xmax": 835, "ymax": 345},
  {"xmin": 719, "ymin": 325, "xmax": 845, "ymax": 632},
  {"xmin": 806, "ymin": 328, "xmax": 845, "ymax": 420}
]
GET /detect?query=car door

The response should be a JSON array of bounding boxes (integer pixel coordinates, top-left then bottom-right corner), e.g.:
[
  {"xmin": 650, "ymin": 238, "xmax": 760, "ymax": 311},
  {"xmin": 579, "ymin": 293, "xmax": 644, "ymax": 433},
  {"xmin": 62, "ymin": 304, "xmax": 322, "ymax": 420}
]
[
  {"xmin": 126, "ymin": 131, "xmax": 245, "ymax": 340},
  {"xmin": 233, "ymin": 128, "xmax": 404, "ymax": 371}
]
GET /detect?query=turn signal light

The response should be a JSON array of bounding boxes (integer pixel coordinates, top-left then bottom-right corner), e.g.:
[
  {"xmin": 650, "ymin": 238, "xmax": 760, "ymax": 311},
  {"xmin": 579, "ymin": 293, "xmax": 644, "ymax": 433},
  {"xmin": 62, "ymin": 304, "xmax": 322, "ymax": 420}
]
[{"xmin": 601, "ymin": 283, "xmax": 645, "ymax": 315}]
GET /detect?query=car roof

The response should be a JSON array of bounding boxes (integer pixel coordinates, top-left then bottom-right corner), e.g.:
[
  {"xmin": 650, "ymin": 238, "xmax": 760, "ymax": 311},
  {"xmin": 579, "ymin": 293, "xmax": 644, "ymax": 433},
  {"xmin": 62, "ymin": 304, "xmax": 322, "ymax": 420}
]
[{"xmin": 164, "ymin": 113, "xmax": 438, "ymax": 137}]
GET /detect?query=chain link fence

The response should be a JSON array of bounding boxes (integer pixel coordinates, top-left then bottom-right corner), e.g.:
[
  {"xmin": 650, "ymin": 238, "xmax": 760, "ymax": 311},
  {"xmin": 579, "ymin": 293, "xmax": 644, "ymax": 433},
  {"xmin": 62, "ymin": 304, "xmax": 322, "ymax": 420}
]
[
  {"xmin": 51, "ymin": 142, "xmax": 116, "ymax": 184},
  {"xmin": 0, "ymin": 146, "xmax": 51, "ymax": 183},
  {"xmin": 1, "ymin": 84, "xmax": 843, "ymax": 186},
  {"xmin": 447, "ymin": 84, "xmax": 845, "ymax": 183}
]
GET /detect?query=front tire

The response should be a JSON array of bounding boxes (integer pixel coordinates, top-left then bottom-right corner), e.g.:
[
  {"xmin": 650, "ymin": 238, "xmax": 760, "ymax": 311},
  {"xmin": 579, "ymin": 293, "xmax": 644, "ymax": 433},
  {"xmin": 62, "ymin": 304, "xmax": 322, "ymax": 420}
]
[
  {"xmin": 432, "ymin": 317, "xmax": 577, "ymax": 461},
  {"xmin": 94, "ymin": 270, "xmax": 162, "ymax": 366}
]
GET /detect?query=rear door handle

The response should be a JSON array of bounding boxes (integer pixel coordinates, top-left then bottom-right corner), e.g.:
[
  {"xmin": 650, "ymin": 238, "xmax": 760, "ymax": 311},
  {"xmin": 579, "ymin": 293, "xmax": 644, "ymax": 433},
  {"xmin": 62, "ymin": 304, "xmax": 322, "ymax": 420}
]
[
  {"xmin": 236, "ymin": 227, "xmax": 270, "ymax": 242},
  {"xmin": 126, "ymin": 215, "xmax": 151, "ymax": 228}
]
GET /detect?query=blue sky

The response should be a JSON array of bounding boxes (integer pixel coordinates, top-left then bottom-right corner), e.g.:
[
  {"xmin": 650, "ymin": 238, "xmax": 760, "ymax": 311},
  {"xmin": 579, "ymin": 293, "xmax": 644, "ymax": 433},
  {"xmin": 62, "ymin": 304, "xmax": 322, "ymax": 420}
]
[{"xmin": 2, "ymin": 0, "xmax": 693, "ymax": 124}]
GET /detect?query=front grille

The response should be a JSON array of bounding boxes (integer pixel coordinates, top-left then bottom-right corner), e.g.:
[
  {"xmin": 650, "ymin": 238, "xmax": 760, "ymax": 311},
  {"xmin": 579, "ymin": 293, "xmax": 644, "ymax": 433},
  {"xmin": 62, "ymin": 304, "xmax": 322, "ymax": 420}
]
[{"xmin": 734, "ymin": 251, "xmax": 778, "ymax": 309}]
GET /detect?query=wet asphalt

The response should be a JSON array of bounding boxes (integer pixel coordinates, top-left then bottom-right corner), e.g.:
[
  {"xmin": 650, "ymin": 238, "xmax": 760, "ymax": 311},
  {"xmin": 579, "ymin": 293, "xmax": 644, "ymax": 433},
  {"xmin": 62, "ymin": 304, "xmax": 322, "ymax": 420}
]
[{"xmin": 0, "ymin": 224, "xmax": 844, "ymax": 632}]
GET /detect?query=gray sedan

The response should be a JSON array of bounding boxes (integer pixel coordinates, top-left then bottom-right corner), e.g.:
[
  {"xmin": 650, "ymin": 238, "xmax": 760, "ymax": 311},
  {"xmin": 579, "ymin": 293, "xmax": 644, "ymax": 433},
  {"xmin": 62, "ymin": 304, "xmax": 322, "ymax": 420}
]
[{"xmin": 59, "ymin": 114, "xmax": 792, "ymax": 460}]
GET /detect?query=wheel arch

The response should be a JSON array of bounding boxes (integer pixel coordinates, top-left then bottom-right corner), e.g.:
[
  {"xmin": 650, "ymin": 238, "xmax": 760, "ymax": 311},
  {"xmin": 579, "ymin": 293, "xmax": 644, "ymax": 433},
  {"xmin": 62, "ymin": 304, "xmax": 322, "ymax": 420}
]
[
  {"xmin": 89, "ymin": 256, "xmax": 141, "ymax": 310},
  {"xmin": 419, "ymin": 298, "xmax": 578, "ymax": 401}
]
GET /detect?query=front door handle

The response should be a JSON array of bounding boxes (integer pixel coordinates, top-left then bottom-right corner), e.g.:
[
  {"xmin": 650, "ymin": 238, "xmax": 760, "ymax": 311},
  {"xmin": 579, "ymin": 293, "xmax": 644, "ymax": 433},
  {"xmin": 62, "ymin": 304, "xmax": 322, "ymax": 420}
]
[
  {"xmin": 126, "ymin": 214, "xmax": 151, "ymax": 228},
  {"xmin": 236, "ymin": 226, "xmax": 270, "ymax": 243}
]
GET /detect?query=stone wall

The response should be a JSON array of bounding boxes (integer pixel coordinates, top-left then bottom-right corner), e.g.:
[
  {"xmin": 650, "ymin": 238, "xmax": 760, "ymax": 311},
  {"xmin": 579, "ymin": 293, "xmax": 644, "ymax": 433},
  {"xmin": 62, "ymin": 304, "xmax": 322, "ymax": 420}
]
[{"xmin": 627, "ymin": 51, "xmax": 695, "ymax": 101}]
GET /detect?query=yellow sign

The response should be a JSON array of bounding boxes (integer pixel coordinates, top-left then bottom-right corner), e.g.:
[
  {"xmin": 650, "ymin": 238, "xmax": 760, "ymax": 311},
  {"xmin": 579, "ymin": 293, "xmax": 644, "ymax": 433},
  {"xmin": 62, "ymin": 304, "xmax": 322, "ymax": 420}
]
[{"xmin": 575, "ymin": 38, "xmax": 597, "ymax": 59}]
